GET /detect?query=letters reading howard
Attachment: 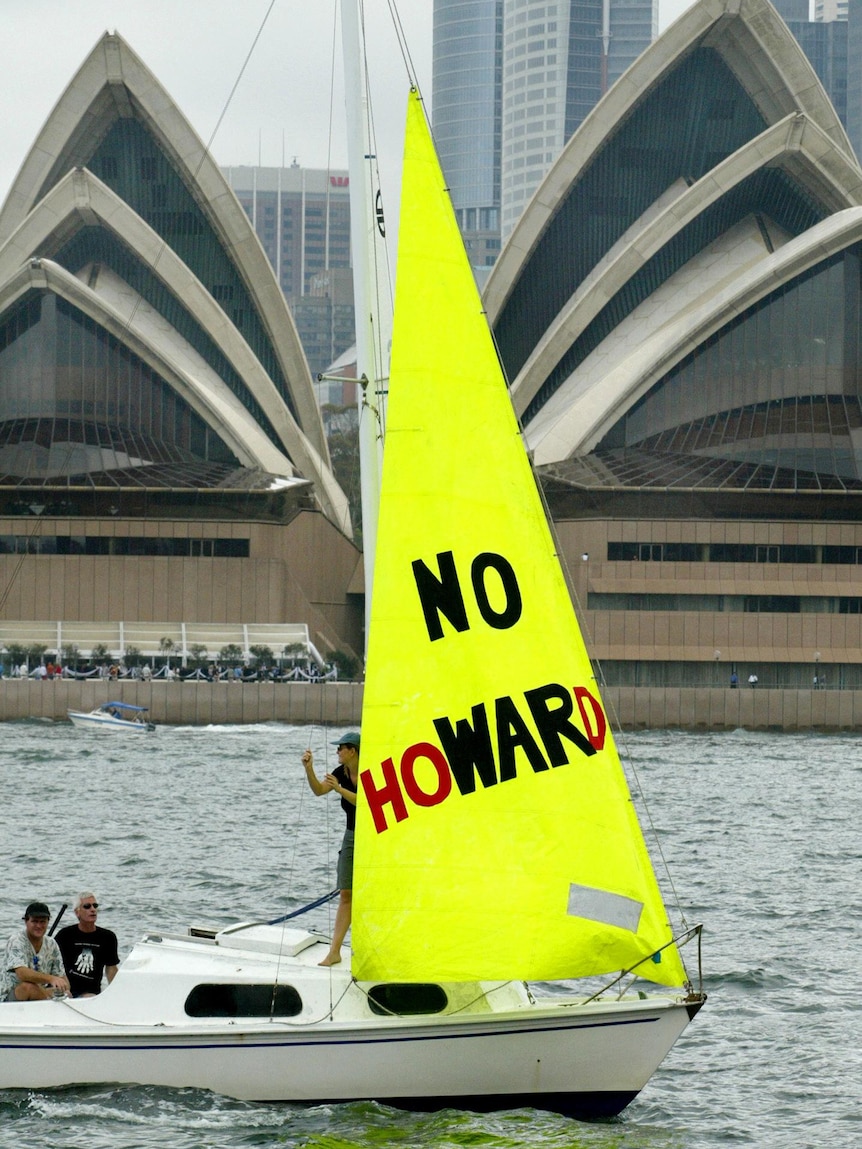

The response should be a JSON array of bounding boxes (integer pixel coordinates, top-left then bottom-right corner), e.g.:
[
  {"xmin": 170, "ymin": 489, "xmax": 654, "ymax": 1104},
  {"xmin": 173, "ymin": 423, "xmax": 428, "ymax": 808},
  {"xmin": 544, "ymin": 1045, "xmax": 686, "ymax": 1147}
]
[{"xmin": 360, "ymin": 684, "xmax": 607, "ymax": 834}]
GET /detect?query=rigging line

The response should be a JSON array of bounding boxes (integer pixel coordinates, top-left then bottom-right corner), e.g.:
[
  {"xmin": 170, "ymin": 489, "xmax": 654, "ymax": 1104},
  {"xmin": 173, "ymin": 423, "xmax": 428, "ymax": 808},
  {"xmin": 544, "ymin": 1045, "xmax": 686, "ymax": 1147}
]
[
  {"xmin": 385, "ymin": 0, "xmax": 421, "ymax": 92},
  {"xmin": 579, "ymin": 597, "xmax": 691, "ymax": 932},
  {"xmin": 271, "ymin": 724, "xmax": 333, "ymax": 1010},
  {"xmin": 119, "ymin": 0, "xmax": 279, "ymax": 339},
  {"xmin": 505, "ymin": 372, "xmax": 690, "ymax": 930},
  {"xmin": 267, "ymin": 889, "xmax": 339, "ymax": 925},
  {"xmin": 199, "ymin": 0, "xmax": 279, "ymax": 175},
  {"xmin": 271, "ymin": 729, "xmax": 312, "ymax": 1002},
  {"xmin": 495, "ymin": 321, "xmax": 691, "ymax": 933},
  {"xmin": 578, "ymin": 923, "xmax": 703, "ymax": 1005},
  {"xmin": 325, "ymin": 0, "xmax": 339, "ymax": 279},
  {"xmin": 261, "ymin": 975, "xmax": 355, "ymax": 1027}
]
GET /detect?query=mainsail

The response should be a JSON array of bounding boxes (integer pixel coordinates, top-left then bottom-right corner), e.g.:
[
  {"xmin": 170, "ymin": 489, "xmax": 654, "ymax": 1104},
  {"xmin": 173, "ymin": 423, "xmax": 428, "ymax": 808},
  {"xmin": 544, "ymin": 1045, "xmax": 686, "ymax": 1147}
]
[{"xmin": 353, "ymin": 92, "xmax": 687, "ymax": 987}]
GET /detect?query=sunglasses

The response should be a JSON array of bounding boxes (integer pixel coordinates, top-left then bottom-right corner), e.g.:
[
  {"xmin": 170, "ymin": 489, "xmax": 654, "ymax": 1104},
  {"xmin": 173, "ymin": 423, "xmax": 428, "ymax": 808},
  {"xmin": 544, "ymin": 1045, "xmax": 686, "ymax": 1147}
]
[{"xmin": 80, "ymin": 902, "xmax": 99, "ymax": 910}]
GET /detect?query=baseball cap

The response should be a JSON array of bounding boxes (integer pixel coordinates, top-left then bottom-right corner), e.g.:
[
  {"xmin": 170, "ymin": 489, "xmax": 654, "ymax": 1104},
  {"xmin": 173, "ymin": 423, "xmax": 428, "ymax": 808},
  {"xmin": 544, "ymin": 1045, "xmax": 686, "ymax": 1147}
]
[
  {"xmin": 24, "ymin": 901, "xmax": 50, "ymax": 919},
  {"xmin": 331, "ymin": 731, "xmax": 360, "ymax": 749}
]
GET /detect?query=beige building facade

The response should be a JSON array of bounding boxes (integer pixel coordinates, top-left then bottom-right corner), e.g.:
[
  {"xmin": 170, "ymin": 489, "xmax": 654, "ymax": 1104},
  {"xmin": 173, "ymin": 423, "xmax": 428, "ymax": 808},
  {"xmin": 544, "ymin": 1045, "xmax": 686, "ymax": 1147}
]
[
  {"xmin": 554, "ymin": 510, "xmax": 862, "ymax": 691},
  {"xmin": 0, "ymin": 34, "xmax": 362, "ymax": 667},
  {"xmin": 488, "ymin": 0, "xmax": 862, "ymax": 699}
]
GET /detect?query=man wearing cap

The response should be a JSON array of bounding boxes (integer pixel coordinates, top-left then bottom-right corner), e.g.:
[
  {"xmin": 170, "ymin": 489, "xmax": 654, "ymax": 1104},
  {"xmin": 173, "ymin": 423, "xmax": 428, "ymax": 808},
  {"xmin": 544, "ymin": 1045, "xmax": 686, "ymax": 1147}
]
[
  {"xmin": 55, "ymin": 892, "xmax": 119, "ymax": 997},
  {"xmin": 1, "ymin": 901, "xmax": 70, "ymax": 1001},
  {"xmin": 302, "ymin": 731, "xmax": 360, "ymax": 966}
]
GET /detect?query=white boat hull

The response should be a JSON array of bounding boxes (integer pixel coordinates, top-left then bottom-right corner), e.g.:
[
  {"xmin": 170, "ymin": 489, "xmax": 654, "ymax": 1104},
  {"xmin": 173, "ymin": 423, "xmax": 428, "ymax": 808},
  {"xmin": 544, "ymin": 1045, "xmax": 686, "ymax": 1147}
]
[
  {"xmin": 0, "ymin": 1002, "xmax": 698, "ymax": 1116},
  {"xmin": 68, "ymin": 710, "xmax": 155, "ymax": 732},
  {"xmin": 0, "ymin": 924, "xmax": 703, "ymax": 1117}
]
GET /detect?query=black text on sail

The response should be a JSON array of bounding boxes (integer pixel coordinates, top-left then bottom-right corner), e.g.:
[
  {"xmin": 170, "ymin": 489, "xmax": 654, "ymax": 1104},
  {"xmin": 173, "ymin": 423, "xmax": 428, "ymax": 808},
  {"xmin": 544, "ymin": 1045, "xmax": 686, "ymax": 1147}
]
[{"xmin": 361, "ymin": 550, "xmax": 608, "ymax": 833}]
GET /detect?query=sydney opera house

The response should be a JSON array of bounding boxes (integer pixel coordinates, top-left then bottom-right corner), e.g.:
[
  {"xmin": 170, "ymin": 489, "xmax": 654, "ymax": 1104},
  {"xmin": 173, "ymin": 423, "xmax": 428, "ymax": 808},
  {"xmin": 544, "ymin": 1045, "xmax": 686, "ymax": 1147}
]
[
  {"xmin": 0, "ymin": 33, "xmax": 361, "ymax": 665},
  {"xmin": 487, "ymin": 0, "xmax": 862, "ymax": 693},
  {"xmin": 2, "ymin": 0, "xmax": 862, "ymax": 700}
]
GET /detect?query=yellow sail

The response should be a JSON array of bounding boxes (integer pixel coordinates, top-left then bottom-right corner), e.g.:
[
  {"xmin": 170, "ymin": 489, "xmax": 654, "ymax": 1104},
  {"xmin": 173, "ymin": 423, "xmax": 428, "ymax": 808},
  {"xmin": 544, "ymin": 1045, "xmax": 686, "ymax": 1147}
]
[{"xmin": 352, "ymin": 91, "xmax": 687, "ymax": 987}]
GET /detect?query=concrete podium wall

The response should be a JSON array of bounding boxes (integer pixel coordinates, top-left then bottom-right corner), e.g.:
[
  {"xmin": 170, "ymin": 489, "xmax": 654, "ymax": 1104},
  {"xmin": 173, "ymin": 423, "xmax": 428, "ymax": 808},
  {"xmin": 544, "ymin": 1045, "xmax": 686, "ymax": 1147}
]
[
  {"xmin": 0, "ymin": 680, "xmax": 363, "ymax": 728},
  {"xmin": 2, "ymin": 681, "xmax": 862, "ymax": 730},
  {"xmin": 603, "ymin": 687, "xmax": 862, "ymax": 731}
]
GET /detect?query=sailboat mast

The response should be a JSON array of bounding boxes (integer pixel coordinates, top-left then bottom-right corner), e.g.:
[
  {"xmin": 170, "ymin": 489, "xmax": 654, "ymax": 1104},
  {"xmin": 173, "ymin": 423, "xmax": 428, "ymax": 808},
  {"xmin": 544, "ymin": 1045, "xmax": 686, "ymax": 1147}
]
[{"xmin": 341, "ymin": 0, "xmax": 392, "ymax": 654}]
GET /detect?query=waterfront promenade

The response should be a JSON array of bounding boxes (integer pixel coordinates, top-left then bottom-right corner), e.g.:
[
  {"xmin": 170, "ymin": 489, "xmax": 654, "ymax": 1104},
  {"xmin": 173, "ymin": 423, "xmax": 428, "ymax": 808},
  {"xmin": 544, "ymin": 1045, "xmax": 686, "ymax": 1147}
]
[
  {"xmin": 0, "ymin": 679, "xmax": 363, "ymax": 727},
  {"xmin": 2, "ymin": 679, "xmax": 862, "ymax": 730}
]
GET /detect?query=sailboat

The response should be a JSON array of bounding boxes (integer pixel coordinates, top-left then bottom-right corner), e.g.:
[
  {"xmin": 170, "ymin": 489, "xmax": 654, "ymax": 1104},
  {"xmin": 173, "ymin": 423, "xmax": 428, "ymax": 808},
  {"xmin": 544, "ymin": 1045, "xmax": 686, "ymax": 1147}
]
[{"xmin": 0, "ymin": 91, "xmax": 704, "ymax": 1119}]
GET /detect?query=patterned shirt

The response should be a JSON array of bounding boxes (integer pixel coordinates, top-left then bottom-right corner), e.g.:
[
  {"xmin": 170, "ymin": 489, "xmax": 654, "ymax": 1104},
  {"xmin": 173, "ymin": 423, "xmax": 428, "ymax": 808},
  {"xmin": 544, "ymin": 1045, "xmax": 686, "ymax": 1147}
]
[{"xmin": 1, "ymin": 930, "xmax": 66, "ymax": 998}]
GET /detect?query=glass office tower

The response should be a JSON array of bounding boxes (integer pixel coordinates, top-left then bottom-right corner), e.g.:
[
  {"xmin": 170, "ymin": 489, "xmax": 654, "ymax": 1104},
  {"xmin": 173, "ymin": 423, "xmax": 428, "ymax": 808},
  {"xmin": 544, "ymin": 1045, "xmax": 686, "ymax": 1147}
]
[
  {"xmin": 501, "ymin": 0, "xmax": 655, "ymax": 238},
  {"xmin": 433, "ymin": 0, "xmax": 503, "ymax": 273}
]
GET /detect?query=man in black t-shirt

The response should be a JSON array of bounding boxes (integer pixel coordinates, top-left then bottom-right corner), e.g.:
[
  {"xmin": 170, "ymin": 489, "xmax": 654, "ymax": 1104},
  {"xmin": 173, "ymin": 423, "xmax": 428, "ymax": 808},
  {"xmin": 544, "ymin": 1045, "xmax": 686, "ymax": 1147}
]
[{"xmin": 55, "ymin": 892, "xmax": 119, "ymax": 997}]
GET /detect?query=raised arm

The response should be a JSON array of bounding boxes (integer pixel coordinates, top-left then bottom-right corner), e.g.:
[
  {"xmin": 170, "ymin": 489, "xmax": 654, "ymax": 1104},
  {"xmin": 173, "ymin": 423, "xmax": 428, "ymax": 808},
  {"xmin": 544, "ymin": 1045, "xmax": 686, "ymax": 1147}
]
[{"xmin": 302, "ymin": 749, "xmax": 332, "ymax": 796}]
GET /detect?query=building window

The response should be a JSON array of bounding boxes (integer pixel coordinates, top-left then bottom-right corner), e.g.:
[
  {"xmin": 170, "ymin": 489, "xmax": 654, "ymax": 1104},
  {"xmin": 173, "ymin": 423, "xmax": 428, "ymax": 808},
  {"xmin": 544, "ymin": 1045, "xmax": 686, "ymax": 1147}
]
[
  {"xmin": 744, "ymin": 596, "xmax": 801, "ymax": 613},
  {"xmin": 0, "ymin": 536, "xmax": 251, "ymax": 558}
]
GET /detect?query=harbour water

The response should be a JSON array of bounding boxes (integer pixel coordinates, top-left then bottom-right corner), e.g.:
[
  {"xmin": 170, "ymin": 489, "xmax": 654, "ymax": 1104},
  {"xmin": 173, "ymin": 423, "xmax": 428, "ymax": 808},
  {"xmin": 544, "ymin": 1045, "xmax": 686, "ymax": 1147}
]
[{"xmin": 0, "ymin": 721, "xmax": 859, "ymax": 1148}]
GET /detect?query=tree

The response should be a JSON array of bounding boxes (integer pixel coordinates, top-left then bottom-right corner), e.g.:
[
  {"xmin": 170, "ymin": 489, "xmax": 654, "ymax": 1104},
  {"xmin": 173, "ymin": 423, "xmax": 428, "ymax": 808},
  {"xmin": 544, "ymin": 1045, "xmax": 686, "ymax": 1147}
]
[
  {"xmin": 27, "ymin": 643, "xmax": 48, "ymax": 666},
  {"xmin": 219, "ymin": 643, "xmax": 244, "ymax": 667},
  {"xmin": 188, "ymin": 643, "xmax": 208, "ymax": 670},
  {"xmin": 61, "ymin": 643, "xmax": 81, "ymax": 669},
  {"xmin": 159, "ymin": 636, "xmax": 176, "ymax": 668},
  {"xmin": 282, "ymin": 642, "xmax": 307, "ymax": 665},
  {"xmin": 91, "ymin": 643, "xmax": 110, "ymax": 663},
  {"xmin": 329, "ymin": 649, "xmax": 360, "ymax": 681},
  {"xmin": 249, "ymin": 644, "xmax": 274, "ymax": 667},
  {"xmin": 124, "ymin": 645, "xmax": 144, "ymax": 669},
  {"xmin": 5, "ymin": 643, "xmax": 28, "ymax": 669}
]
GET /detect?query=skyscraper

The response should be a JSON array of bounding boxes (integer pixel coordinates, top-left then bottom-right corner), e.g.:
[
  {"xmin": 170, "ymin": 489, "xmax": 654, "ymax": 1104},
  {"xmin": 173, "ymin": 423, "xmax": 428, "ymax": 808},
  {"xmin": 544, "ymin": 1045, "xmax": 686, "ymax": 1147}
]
[
  {"xmin": 222, "ymin": 164, "xmax": 355, "ymax": 379},
  {"xmin": 849, "ymin": 0, "xmax": 862, "ymax": 160},
  {"xmin": 771, "ymin": 0, "xmax": 862, "ymax": 164},
  {"xmin": 432, "ymin": 1, "xmax": 503, "ymax": 272},
  {"xmin": 500, "ymin": 0, "xmax": 655, "ymax": 236},
  {"xmin": 433, "ymin": 0, "xmax": 656, "ymax": 253}
]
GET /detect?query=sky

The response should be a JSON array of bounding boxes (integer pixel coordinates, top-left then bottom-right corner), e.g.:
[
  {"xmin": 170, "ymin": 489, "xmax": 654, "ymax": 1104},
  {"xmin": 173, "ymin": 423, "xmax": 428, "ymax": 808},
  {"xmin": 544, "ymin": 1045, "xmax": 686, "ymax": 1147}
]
[
  {"xmin": 0, "ymin": 1, "xmax": 432, "ymax": 219},
  {"xmin": 0, "ymin": 0, "xmax": 696, "ymax": 229}
]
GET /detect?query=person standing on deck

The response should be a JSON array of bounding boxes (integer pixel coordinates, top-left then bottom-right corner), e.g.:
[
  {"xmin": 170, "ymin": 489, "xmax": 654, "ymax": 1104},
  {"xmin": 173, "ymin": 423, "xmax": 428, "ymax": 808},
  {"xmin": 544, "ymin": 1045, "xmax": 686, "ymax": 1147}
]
[{"xmin": 302, "ymin": 732, "xmax": 360, "ymax": 966}]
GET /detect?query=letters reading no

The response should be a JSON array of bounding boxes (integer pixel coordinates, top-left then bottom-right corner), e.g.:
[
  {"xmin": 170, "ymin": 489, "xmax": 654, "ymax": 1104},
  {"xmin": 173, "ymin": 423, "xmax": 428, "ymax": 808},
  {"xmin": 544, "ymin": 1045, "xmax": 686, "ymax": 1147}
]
[{"xmin": 412, "ymin": 550, "xmax": 523, "ymax": 641}]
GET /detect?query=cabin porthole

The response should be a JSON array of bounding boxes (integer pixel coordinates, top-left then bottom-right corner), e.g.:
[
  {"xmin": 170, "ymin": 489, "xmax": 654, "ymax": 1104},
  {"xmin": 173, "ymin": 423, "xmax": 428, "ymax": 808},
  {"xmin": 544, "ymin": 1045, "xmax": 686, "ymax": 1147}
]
[
  {"xmin": 184, "ymin": 983, "xmax": 302, "ymax": 1017},
  {"xmin": 367, "ymin": 983, "xmax": 448, "ymax": 1016}
]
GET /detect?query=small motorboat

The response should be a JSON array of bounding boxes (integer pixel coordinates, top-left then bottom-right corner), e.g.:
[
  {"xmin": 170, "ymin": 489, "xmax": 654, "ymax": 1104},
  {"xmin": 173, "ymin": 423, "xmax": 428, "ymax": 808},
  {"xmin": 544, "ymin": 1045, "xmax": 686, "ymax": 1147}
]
[{"xmin": 67, "ymin": 702, "xmax": 156, "ymax": 732}]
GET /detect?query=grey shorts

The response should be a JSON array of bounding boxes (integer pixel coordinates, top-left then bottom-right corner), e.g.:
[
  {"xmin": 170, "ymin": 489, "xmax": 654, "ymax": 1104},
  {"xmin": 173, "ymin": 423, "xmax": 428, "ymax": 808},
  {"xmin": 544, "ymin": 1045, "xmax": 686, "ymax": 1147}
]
[{"xmin": 337, "ymin": 829, "xmax": 354, "ymax": 890}]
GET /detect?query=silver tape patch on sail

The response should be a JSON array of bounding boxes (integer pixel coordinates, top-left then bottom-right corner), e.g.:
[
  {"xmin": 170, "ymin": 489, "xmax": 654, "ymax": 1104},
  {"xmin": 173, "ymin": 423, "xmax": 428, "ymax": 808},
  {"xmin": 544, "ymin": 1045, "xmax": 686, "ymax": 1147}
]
[{"xmin": 567, "ymin": 884, "xmax": 644, "ymax": 933}]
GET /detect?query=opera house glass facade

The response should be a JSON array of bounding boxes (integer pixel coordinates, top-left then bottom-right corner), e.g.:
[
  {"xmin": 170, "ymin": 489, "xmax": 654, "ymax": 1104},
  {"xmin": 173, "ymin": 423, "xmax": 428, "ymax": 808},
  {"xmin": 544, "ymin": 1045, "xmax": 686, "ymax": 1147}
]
[
  {"xmin": 0, "ymin": 296, "xmax": 237, "ymax": 478},
  {"xmin": 485, "ymin": 0, "xmax": 862, "ymax": 699},
  {"xmin": 0, "ymin": 34, "xmax": 361, "ymax": 664},
  {"xmin": 620, "ymin": 256, "xmax": 859, "ymax": 482}
]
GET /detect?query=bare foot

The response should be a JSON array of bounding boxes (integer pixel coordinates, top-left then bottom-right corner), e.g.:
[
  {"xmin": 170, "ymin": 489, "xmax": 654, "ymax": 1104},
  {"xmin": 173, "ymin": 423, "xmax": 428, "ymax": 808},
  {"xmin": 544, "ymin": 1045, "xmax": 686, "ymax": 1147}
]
[{"xmin": 318, "ymin": 953, "xmax": 342, "ymax": 967}]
